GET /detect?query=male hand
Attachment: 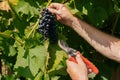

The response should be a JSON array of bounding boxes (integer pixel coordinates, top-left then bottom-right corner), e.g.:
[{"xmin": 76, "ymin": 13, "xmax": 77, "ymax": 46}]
[
  {"xmin": 66, "ymin": 54, "xmax": 88, "ymax": 80},
  {"xmin": 48, "ymin": 3, "xmax": 76, "ymax": 27}
]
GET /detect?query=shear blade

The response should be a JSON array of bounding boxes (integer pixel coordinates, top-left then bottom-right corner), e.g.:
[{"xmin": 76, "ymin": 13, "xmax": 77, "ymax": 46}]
[
  {"xmin": 58, "ymin": 40, "xmax": 78, "ymax": 56},
  {"xmin": 58, "ymin": 40, "xmax": 69, "ymax": 52}
]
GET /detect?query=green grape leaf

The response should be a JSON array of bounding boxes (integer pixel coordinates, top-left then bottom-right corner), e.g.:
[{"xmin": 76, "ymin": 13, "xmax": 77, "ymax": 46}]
[
  {"xmin": 8, "ymin": 45, "xmax": 16, "ymax": 56},
  {"xmin": 14, "ymin": 45, "xmax": 47, "ymax": 78},
  {"xmin": 29, "ymin": 45, "xmax": 47, "ymax": 75},
  {"xmin": 9, "ymin": 0, "xmax": 39, "ymax": 16},
  {"xmin": 14, "ymin": 46, "xmax": 27, "ymax": 68},
  {"xmin": 51, "ymin": 76, "xmax": 60, "ymax": 80},
  {"xmin": 101, "ymin": 76, "xmax": 108, "ymax": 80},
  {"xmin": 88, "ymin": 72, "xmax": 97, "ymax": 79},
  {"xmin": 34, "ymin": 71, "xmax": 44, "ymax": 80},
  {"xmin": 70, "ymin": 8, "xmax": 79, "ymax": 14},
  {"xmin": 14, "ymin": 46, "xmax": 34, "ymax": 79},
  {"xmin": 70, "ymin": 8, "xmax": 83, "ymax": 19},
  {"xmin": 8, "ymin": 0, "xmax": 38, "ymax": 35},
  {"xmin": 44, "ymin": 73, "xmax": 50, "ymax": 80},
  {"xmin": 1, "ymin": 0, "xmax": 119, "ymax": 80},
  {"xmin": 0, "ymin": 30, "xmax": 12, "ymax": 39},
  {"xmin": 48, "ymin": 51, "xmax": 65, "ymax": 73},
  {"xmin": 48, "ymin": 44, "xmax": 67, "ymax": 73}
]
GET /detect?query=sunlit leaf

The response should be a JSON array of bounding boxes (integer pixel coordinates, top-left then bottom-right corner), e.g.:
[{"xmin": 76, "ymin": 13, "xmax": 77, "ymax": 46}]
[
  {"xmin": 34, "ymin": 71, "xmax": 44, "ymax": 80},
  {"xmin": 9, "ymin": 0, "xmax": 19, "ymax": 5},
  {"xmin": 48, "ymin": 44, "xmax": 67, "ymax": 73},
  {"xmin": 0, "ymin": 30, "xmax": 12, "ymax": 38},
  {"xmin": 14, "ymin": 46, "xmax": 27, "ymax": 68},
  {"xmin": 14, "ymin": 45, "xmax": 47, "ymax": 78},
  {"xmin": 8, "ymin": 45, "xmax": 16, "ymax": 56},
  {"xmin": 44, "ymin": 73, "xmax": 50, "ymax": 80},
  {"xmin": 51, "ymin": 76, "xmax": 60, "ymax": 80},
  {"xmin": 101, "ymin": 76, "xmax": 108, "ymax": 80},
  {"xmin": 10, "ymin": 0, "xmax": 39, "ymax": 16},
  {"xmin": 29, "ymin": 45, "xmax": 47, "ymax": 75}
]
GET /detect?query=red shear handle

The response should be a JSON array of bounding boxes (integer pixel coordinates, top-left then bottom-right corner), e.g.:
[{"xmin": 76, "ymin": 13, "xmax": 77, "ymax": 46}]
[
  {"xmin": 68, "ymin": 57, "xmax": 78, "ymax": 63},
  {"xmin": 68, "ymin": 52, "xmax": 99, "ymax": 75},
  {"xmin": 78, "ymin": 52, "xmax": 99, "ymax": 74}
]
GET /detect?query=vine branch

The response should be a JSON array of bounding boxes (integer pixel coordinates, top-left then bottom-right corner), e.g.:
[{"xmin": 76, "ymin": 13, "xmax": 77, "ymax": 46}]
[
  {"xmin": 73, "ymin": 0, "xmax": 77, "ymax": 9},
  {"xmin": 26, "ymin": 19, "xmax": 39, "ymax": 38},
  {"xmin": 46, "ymin": 0, "xmax": 52, "ymax": 7},
  {"xmin": 0, "ymin": 32, "xmax": 24, "ymax": 46}
]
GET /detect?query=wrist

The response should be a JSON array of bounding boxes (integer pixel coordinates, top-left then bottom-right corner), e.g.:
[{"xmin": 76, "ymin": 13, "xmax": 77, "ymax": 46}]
[
  {"xmin": 70, "ymin": 16, "xmax": 81, "ymax": 31},
  {"xmin": 71, "ymin": 16, "xmax": 80, "ymax": 29}
]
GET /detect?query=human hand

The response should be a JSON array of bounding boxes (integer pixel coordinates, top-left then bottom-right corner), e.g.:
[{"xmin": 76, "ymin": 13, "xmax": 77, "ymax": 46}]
[
  {"xmin": 48, "ymin": 3, "xmax": 76, "ymax": 27},
  {"xmin": 66, "ymin": 54, "xmax": 88, "ymax": 80}
]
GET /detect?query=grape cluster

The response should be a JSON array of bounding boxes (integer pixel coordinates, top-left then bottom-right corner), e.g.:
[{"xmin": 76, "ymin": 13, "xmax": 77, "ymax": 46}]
[{"xmin": 38, "ymin": 8, "xmax": 58, "ymax": 43}]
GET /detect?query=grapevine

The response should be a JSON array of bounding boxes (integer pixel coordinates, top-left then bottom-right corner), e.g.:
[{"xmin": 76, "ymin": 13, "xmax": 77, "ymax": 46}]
[{"xmin": 0, "ymin": 0, "xmax": 119, "ymax": 79}]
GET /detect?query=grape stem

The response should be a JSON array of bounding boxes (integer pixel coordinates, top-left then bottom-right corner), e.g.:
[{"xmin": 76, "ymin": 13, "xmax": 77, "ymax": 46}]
[
  {"xmin": 73, "ymin": 0, "xmax": 77, "ymax": 9},
  {"xmin": 46, "ymin": 0, "xmax": 52, "ymax": 7},
  {"xmin": 11, "ymin": 36, "xmax": 24, "ymax": 46},
  {"xmin": 26, "ymin": 19, "xmax": 39, "ymax": 38}
]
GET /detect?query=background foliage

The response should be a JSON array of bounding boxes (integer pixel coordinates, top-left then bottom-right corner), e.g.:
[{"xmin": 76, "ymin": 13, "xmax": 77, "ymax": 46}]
[{"xmin": 0, "ymin": 0, "xmax": 120, "ymax": 80}]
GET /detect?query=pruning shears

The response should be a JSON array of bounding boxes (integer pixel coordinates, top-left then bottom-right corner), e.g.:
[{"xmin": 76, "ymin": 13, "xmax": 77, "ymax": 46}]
[{"xmin": 58, "ymin": 40, "xmax": 99, "ymax": 75}]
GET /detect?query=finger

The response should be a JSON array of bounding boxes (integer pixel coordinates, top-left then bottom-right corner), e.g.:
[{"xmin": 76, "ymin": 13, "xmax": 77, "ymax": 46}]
[
  {"xmin": 66, "ymin": 59, "xmax": 77, "ymax": 68},
  {"xmin": 66, "ymin": 60, "xmax": 70, "ymax": 72},
  {"xmin": 76, "ymin": 54, "xmax": 84, "ymax": 64},
  {"xmin": 49, "ymin": 3, "xmax": 64, "ymax": 10},
  {"xmin": 48, "ymin": 8, "xmax": 61, "ymax": 15},
  {"xmin": 66, "ymin": 59, "xmax": 70, "ymax": 66},
  {"xmin": 56, "ymin": 15, "xmax": 62, "ymax": 20},
  {"xmin": 48, "ymin": 8, "xmax": 57, "ymax": 14},
  {"xmin": 66, "ymin": 59, "xmax": 72, "ymax": 66}
]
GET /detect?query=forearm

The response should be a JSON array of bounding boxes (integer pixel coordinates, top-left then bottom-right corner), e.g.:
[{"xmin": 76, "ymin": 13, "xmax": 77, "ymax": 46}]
[{"xmin": 71, "ymin": 17, "xmax": 120, "ymax": 62}]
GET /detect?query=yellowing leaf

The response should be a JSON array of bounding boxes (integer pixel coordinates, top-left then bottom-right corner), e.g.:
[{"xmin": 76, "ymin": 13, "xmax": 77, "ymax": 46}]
[{"xmin": 9, "ymin": 0, "xmax": 19, "ymax": 5}]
